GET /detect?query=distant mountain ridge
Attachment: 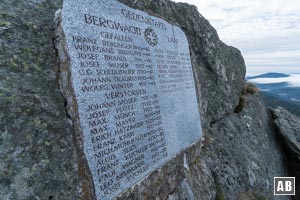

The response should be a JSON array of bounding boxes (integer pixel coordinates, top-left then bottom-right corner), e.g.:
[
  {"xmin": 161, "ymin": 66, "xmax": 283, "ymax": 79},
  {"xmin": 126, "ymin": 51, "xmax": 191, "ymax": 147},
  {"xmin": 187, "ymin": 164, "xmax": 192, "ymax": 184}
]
[
  {"xmin": 247, "ymin": 72, "xmax": 290, "ymax": 79},
  {"xmin": 262, "ymin": 92, "xmax": 300, "ymax": 116},
  {"xmin": 247, "ymin": 72, "xmax": 300, "ymax": 116}
]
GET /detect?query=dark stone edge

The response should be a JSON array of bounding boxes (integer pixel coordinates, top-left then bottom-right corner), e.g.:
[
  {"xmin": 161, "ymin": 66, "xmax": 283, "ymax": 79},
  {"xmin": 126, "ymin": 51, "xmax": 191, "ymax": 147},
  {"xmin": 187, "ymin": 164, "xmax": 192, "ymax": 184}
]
[{"xmin": 53, "ymin": 9, "xmax": 96, "ymax": 200}]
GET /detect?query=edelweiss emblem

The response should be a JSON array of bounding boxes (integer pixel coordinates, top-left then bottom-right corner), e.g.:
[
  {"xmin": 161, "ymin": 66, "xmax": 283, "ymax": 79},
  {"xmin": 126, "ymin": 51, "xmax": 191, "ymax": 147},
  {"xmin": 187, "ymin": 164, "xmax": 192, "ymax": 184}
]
[{"xmin": 144, "ymin": 27, "xmax": 158, "ymax": 46}]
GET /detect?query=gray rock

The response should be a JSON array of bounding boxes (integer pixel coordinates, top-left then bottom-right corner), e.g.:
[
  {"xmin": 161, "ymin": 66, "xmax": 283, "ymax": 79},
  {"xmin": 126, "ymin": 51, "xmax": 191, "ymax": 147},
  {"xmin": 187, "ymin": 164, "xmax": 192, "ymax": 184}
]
[
  {"xmin": 0, "ymin": 0, "xmax": 291, "ymax": 199},
  {"xmin": 272, "ymin": 107, "xmax": 300, "ymax": 199},
  {"xmin": 0, "ymin": 0, "xmax": 80, "ymax": 199},
  {"xmin": 204, "ymin": 94, "xmax": 290, "ymax": 200}
]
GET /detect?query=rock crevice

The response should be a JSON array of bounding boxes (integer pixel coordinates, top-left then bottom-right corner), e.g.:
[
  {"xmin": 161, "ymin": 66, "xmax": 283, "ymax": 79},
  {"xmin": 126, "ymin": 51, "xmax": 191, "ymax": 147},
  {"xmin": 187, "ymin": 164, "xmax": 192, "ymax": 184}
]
[{"xmin": 272, "ymin": 107, "xmax": 300, "ymax": 199}]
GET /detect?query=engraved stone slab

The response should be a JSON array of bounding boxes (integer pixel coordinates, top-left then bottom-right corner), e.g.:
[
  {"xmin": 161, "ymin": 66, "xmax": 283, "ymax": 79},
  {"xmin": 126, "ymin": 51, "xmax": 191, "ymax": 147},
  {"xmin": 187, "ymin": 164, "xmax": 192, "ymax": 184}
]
[{"xmin": 61, "ymin": 0, "xmax": 202, "ymax": 199}]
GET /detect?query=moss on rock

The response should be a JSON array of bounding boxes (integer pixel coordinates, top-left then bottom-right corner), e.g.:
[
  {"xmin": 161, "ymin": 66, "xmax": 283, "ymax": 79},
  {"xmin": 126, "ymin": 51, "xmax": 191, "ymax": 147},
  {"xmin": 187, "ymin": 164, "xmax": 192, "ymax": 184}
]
[{"xmin": 0, "ymin": 0, "xmax": 80, "ymax": 199}]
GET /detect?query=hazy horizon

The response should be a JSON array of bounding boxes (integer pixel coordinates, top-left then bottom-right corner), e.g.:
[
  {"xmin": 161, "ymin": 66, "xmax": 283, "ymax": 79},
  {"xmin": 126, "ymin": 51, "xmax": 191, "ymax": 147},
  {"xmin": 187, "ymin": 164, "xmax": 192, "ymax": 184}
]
[
  {"xmin": 246, "ymin": 67, "xmax": 300, "ymax": 76},
  {"xmin": 172, "ymin": 0, "xmax": 299, "ymax": 75},
  {"xmin": 248, "ymin": 74, "xmax": 300, "ymax": 86}
]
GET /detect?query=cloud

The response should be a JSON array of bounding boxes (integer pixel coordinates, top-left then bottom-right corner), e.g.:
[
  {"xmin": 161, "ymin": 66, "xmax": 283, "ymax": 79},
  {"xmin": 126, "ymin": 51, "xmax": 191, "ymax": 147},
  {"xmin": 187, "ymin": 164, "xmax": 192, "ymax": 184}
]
[
  {"xmin": 172, "ymin": 0, "xmax": 300, "ymax": 75},
  {"xmin": 249, "ymin": 74, "xmax": 300, "ymax": 87}
]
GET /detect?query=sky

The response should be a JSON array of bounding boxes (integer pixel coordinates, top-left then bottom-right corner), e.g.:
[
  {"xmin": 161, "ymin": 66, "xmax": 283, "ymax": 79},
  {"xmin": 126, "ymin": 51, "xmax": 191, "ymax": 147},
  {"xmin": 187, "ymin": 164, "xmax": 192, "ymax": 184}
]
[{"xmin": 172, "ymin": 0, "xmax": 300, "ymax": 75}]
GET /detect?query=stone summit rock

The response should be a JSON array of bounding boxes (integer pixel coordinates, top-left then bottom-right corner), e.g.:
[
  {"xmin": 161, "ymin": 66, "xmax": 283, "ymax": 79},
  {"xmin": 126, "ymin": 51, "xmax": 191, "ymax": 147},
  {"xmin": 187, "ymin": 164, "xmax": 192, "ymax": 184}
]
[
  {"xmin": 272, "ymin": 107, "xmax": 300, "ymax": 199},
  {"xmin": 57, "ymin": 0, "xmax": 202, "ymax": 199},
  {"xmin": 1, "ymin": 0, "xmax": 291, "ymax": 199}
]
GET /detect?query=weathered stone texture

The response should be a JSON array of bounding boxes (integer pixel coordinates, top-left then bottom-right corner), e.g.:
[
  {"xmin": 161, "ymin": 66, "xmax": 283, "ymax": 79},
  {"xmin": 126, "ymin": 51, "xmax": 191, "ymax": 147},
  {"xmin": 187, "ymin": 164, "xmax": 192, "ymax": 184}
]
[
  {"xmin": 0, "ymin": 0, "xmax": 292, "ymax": 199},
  {"xmin": 0, "ymin": 0, "xmax": 80, "ymax": 199},
  {"xmin": 272, "ymin": 107, "xmax": 300, "ymax": 199},
  {"xmin": 205, "ymin": 94, "xmax": 289, "ymax": 200}
]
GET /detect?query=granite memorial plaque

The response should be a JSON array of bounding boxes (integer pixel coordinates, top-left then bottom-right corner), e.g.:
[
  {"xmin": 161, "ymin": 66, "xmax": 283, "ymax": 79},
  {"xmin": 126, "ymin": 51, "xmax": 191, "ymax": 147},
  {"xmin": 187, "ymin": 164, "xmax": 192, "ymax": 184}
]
[{"xmin": 61, "ymin": 0, "xmax": 202, "ymax": 199}]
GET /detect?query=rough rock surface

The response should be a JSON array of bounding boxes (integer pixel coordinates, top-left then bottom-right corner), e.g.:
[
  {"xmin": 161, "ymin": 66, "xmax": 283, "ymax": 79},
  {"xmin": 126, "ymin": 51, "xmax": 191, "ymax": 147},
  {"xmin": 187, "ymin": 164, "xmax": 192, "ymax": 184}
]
[
  {"xmin": 204, "ymin": 94, "xmax": 289, "ymax": 200},
  {"xmin": 0, "ymin": 0, "xmax": 80, "ymax": 199},
  {"xmin": 0, "ymin": 0, "xmax": 292, "ymax": 199},
  {"xmin": 272, "ymin": 107, "xmax": 300, "ymax": 199}
]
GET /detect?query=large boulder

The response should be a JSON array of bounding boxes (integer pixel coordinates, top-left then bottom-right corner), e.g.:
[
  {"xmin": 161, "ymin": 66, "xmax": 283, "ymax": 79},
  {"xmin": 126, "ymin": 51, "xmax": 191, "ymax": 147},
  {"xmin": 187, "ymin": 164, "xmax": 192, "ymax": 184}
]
[
  {"xmin": 0, "ymin": 0, "xmax": 290, "ymax": 199},
  {"xmin": 205, "ymin": 93, "xmax": 289, "ymax": 200},
  {"xmin": 0, "ymin": 0, "xmax": 80, "ymax": 199},
  {"xmin": 272, "ymin": 107, "xmax": 300, "ymax": 199}
]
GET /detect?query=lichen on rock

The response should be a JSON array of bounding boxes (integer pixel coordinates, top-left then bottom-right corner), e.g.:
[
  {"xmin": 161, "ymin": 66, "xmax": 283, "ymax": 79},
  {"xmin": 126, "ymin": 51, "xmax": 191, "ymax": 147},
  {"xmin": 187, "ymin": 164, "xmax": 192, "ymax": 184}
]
[
  {"xmin": 0, "ymin": 0, "xmax": 293, "ymax": 199},
  {"xmin": 0, "ymin": 0, "xmax": 80, "ymax": 199}
]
